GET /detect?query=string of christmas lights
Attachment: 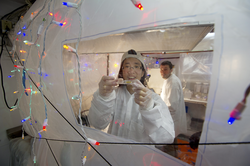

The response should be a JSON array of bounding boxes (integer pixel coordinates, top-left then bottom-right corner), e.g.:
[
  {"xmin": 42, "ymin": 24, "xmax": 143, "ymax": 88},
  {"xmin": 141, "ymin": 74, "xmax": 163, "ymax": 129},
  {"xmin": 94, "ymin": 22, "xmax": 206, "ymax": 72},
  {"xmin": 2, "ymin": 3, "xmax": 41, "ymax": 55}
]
[
  {"xmin": 5, "ymin": 25, "xmax": 41, "ymax": 147},
  {"xmin": 7, "ymin": 0, "xmax": 152, "ymax": 165},
  {"xmin": 11, "ymin": 0, "xmax": 53, "ymax": 163},
  {"xmin": 10, "ymin": 0, "xmax": 106, "ymax": 165},
  {"xmin": 62, "ymin": 1, "xmax": 95, "ymax": 164}
]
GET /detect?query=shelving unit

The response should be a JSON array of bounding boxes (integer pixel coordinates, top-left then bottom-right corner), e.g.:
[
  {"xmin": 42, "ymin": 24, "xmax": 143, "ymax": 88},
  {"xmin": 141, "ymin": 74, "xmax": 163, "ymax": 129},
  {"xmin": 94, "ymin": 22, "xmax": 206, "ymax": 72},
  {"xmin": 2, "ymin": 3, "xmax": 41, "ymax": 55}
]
[
  {"xmin": 184, "ymin": 98, "xmax": 207, "ymax": 106},
  {"xmin": 184, "ymin": 98, "xmax": 207, "ymax": 137}
]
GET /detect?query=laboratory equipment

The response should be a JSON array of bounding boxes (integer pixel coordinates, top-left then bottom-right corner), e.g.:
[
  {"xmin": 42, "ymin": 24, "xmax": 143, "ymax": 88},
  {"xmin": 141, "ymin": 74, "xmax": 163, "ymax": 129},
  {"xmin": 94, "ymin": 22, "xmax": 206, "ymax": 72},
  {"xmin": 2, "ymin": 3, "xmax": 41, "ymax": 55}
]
[
  {"xmin": 194, "ymin": 82, "xmax": 202, "ymax": 99},
  {"xmin": 201, "ymin": 83, "xmax": 209, "ymax": 100}
]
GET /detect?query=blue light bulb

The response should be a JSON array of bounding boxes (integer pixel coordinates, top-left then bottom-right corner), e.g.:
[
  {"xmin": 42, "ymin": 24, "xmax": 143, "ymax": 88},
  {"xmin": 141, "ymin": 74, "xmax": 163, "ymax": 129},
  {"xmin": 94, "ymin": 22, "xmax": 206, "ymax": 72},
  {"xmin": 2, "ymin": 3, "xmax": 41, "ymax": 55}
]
[
  {"xmin": 23, "ymin": 33, "xmax": 26, "ymax": 36},
  {"xmin": 21, "ymin": 119, "xmax": 26, "ymax": 123},
  {"xmin": 38, "ymin": 133, "xmax": 42, "ymax": 138},
  {"xmin": 17, "ymin": 31, "xmax": 21, "ymax": 35},
  {"xmin": 156, "ymin": 60, "xmax": 159, "ymax": 64},
  {"xmin": 228, "ymin": 117, "xmax": 236, "ymax": 125},
  {"xmin": 59, "ymin": 23, "xmax": 63, "ymax": 26},
  {"xmin": 62, "ymin": 2, "xmax": 67, "ymax": 6},
  {"xmin": 23, "ymin": 26, "xmax": 26, "ymax": 29}
]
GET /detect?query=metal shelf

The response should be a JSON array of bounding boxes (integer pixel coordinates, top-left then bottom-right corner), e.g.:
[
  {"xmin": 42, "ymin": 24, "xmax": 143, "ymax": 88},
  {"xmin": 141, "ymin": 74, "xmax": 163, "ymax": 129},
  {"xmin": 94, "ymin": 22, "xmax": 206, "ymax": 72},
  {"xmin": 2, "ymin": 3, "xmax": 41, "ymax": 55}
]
[{"xmin": 184, "ymin": 98, "xmax": 207, "ymax": 105}]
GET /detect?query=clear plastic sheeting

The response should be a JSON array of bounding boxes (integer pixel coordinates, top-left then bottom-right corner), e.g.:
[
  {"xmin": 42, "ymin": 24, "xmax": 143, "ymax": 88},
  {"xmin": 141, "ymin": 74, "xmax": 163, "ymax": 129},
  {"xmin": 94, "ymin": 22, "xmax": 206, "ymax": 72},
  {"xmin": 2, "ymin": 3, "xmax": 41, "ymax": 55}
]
[
  {"xmin": 193, "ymin": 33, "xmax": 214, "ymax": 51},
  {"xmin": 50, "ymin": 141, "xmax": 186, "ymax": 166},
  {"xmin": 63, "ymin": 51, "xmax": 107, "ymax": 116},
  {"xmin": 63, "ymin": 52, "xmax": 123, "ymax": 117},
  {"xmin": 7, "ymin": 0, "xmax": 250, "ymax": 165},
  {"xmin": 179, "ymin": 52, "xmax": 213, "ymax": 101},
  {"xmin": 180, "ymin": 52, "xmax": 213, "ymax": 82},
  {"xmin": 10, "ymin": 136, "xmax": 189, "ymax": 166},
  {"xmin": 10, "ymin": 136, "xmax": 33, "ymax": 166},
  {"xmin": 10, "ymin": 136, "xmax": 59, "ymax": 166}
]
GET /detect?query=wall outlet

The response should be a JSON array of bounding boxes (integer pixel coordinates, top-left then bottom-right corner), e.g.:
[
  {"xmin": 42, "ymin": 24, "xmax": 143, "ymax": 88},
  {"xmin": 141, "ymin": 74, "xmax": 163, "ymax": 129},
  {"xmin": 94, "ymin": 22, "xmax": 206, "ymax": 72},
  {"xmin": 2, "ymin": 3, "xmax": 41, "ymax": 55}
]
[{"xmin": 1, "ymin": 20, "xmax": 12, "ymax": 33}]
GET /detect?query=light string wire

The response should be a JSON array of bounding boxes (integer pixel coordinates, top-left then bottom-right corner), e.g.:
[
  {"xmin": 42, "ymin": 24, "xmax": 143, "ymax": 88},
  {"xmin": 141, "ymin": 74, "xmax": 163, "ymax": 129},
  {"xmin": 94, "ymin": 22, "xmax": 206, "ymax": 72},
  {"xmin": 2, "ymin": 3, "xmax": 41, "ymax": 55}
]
[
  {"xmin": 24, "ymin": 27, "xmax": 33, "ymax": 119},
  {"xmin": 3, "ymin": 41, "xmax": 42, "ymax": 164},
  {"xmin": 10, "ymin": 46, "xmax": 51, "ymax": 165},
  {"xmin": 3, "ymin": 17, "xmax": 27, "ymax": 109},
  {"xmin": 45, "ymin": 139, "xmax": 60, "ymax": 166},
  {"xmin": 31, "ymin": 135, "xmax": 36, "ymax": 163},
  {"xmin": 15, "ymin": 0, "xmax": 52, "ymax": 163},
  {"xmin": 25, "ymin": 0, "xmax": 49, "ymax": 31},
  {"xmin": 21, "ymin": 34, "xmax": 38, "ymax": 162},
  {"xmin": 242, "ymin": 84, "xmax": 250, "ymax": 104},
  {"xmin": 74, "ymin": 0, "xmax": 84, "ymax": 135},
  {"xmin": 39, "ymin": 0, "xmax": 54, "ymax": 121},
  {"xmin": 72, "ymin": 0, "xmax": 89, "ymax": 164},
  {"xmin": 16, "ymin": 0, "xmax": 51, "ymax": 124},
  {"xmin": 0, "ymin": 33, "xmax": 18, "ymax": 109},
  {"xmin": 37, "ymin": 137, "xmax": 250, "ymax": 146},
  {"xmin": 6, "ymin": 20, "xmax": 38, "ymax": 124},
  {"xmin": 9, "ymin": 45, "xmax": 46, "ymax": 138},
  {"xmin": 34, "ymin": 0, "xmax": 49, "ymax": 44},
  {"xmin": 14, "ymin": 21, "xmax": 31, "ymax": 119}
]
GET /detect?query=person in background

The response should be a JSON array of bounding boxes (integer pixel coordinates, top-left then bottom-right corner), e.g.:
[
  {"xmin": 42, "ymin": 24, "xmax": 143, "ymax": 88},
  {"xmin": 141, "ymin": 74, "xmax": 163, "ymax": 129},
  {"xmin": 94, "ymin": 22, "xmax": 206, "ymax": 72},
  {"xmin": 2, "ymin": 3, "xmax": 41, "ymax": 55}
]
[
  {"xmin": 159, "ymin": 61, "xmax": 187, "ymax": 157},
  {"xmin": 88, "ymin": 49, "xmax": 175, "ymax": 143}
]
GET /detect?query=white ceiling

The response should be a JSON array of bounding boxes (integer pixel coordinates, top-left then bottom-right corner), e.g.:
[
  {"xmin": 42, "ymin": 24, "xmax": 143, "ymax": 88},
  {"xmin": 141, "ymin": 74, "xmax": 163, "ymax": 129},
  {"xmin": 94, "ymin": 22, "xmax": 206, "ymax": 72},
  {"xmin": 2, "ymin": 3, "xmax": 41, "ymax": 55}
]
[{"xmin": 77, "ymin": 24, "xmax": 214, "ymax": 54}]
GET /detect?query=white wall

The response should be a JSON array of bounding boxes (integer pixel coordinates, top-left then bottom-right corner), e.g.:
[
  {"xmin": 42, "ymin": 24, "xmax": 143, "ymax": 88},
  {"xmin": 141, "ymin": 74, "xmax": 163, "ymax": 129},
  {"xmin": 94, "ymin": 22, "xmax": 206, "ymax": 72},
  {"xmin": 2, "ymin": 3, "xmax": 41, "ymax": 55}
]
[{"xmin": 147, "ymin": 68, "xmax": 164, "ymax": 94}]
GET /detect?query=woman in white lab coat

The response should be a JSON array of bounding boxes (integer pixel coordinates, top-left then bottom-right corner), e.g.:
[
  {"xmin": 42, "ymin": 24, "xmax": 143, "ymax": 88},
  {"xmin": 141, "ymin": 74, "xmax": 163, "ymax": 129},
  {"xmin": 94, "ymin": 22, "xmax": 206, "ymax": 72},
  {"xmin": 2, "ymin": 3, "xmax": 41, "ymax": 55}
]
[{"xmin": 89, "ymin": 50, "xmax": 175, "ymax": 143}]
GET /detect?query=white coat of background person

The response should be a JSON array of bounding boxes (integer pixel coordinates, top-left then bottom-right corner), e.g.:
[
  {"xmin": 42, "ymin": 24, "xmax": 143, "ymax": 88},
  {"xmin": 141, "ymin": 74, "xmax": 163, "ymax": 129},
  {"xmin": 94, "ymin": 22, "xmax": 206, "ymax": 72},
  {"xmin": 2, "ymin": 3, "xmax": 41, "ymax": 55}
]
[
  {"xmin": 160, "ymin": 61, "xmax": 187, "ymax": 137},
  {"xmin": 88, "ymin": 50, "xmax": 175, "ymax": 143}
]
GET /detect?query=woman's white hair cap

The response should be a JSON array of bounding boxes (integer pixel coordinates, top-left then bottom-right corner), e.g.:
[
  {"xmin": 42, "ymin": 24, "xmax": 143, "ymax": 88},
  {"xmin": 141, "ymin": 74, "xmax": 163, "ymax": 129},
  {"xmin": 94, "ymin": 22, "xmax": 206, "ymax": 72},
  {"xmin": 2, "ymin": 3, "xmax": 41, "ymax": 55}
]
[{"xmin": 121, "ymin": 51, "xmax": 147, "ymax": 71}]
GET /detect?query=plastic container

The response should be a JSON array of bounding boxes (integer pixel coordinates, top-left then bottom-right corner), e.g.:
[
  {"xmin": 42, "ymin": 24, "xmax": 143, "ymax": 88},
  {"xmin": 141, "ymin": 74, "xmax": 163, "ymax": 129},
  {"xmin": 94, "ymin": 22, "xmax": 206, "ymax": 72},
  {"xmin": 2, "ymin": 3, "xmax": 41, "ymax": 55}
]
[
  {"xmin": 201, "ymin": 83, "xmax": 209, "ymax": 100},
  {"xmin": 202, "ymin": 83, "xmax": 209, "ymax": 94},
  {"xmin": 194, "ymin": 82, "xmax": 202, "ymax": 93},
  {"xmin": 184, "ymin": 89, "xmax": 193, "ymax": 99},
  {"xmin": 194, "ymin": 82, "xmax": 202, "ymax": 99}
]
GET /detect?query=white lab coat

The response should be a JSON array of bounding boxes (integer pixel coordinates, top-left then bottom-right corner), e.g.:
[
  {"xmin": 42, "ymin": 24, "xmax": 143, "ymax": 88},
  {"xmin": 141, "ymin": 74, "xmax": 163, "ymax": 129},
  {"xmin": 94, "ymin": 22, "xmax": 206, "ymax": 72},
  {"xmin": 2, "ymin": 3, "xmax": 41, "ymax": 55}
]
[
  {"xmin": 161, "ymin": 74, "xmax": 187, "ymax": 137},
  {"xmin": 89, "ymin": 86, "xmax": 175, "ymax": 143}
]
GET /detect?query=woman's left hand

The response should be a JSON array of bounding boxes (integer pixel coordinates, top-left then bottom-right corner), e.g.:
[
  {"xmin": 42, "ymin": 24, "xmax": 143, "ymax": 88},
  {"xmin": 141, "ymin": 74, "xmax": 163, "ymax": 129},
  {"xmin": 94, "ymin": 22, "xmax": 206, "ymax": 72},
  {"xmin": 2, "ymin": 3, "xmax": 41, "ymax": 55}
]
[{"xmin": 132, "ymin": 79, "xmax": 154, "ymax": 110}]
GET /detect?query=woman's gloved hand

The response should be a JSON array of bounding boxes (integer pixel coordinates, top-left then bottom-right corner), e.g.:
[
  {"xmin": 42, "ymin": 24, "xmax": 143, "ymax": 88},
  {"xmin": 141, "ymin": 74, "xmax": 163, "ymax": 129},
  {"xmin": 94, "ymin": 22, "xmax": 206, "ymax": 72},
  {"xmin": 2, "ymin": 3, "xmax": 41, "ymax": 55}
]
[
  {"xmin": 99, "ymin": 76, "xmax": 118, "ymax": 98},
  {"xmin": 132, "ymin": 79, "xmax": 154, "ymax": 110}
]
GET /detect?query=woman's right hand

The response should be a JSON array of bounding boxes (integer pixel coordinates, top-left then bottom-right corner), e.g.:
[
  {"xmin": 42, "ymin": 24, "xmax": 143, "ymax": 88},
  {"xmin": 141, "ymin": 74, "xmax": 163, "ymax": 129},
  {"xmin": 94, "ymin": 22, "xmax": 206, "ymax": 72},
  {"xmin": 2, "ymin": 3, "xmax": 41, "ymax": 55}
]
[{"xmin": 99, "ymin": 76, "xmax": 118, "ymax": 97}]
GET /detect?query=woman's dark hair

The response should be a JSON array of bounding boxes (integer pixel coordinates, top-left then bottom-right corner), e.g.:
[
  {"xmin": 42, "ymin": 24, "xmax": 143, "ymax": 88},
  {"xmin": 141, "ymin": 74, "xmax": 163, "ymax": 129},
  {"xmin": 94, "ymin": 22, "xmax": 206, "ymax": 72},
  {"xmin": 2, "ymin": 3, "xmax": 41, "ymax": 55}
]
[
  {"xmin": 160, "ymin": 61, "xmax": 174, "ymax": 69},
  {"xmin": 128, "ymin": 49, "xmax": 137, "ymax": 55},
  {"xmin": 118, "ymin": 49, "xmax": 147, "ymax": 86}
]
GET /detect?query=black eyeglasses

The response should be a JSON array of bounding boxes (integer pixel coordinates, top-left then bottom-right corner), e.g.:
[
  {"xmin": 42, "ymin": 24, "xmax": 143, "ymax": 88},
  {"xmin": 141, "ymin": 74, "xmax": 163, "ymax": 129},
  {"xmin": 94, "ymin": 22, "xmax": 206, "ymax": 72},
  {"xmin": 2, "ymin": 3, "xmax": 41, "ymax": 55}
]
[{"xmin": 122, "ymin": 65, "xmax": 142, "ymax": 72}]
